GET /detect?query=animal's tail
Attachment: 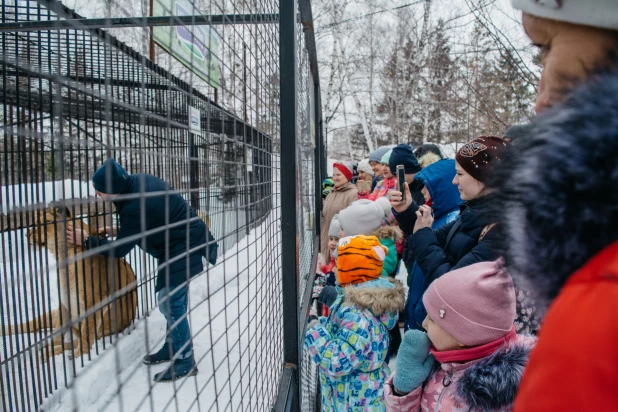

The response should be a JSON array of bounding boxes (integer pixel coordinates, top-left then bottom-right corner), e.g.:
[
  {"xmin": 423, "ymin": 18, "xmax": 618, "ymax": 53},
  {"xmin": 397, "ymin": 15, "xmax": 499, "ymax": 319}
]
[{"xmin": 4, "ymin": 308, "xmax": 61, "ymax": 336}]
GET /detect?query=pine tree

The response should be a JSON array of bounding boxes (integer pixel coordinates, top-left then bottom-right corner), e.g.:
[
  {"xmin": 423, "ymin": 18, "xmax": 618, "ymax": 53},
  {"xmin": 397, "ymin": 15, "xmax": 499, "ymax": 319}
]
[
  {"xmin": 424, "ymin": 19, "xmax": 456, "ymax": 143},
  {"xmin": 375, "ymin": 35, "xmax": 420, "ymax": 145}
]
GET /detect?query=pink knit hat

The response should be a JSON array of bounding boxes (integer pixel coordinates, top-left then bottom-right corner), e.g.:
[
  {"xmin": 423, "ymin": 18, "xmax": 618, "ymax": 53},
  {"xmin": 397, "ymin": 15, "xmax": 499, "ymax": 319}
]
[{"xmin": 422, "ymin": 260, "xmax": 516, "ymax": 346}]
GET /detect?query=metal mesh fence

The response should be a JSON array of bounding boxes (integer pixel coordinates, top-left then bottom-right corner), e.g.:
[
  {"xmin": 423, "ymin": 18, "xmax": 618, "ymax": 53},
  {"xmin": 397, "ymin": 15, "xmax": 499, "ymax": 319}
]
[
  {"xmin": 295, "ymin": 19, "xmax": 318, "ymax": 412},
  {"xmin": 0, "ymin": 0, "xmax": 326, "ymax": 410}
]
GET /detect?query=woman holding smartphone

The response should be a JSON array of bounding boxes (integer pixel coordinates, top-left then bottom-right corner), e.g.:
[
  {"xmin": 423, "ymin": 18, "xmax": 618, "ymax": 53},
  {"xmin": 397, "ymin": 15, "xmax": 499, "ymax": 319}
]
[
  {"xmin": 390, "ymin": 136, "xmax": 506, "ymax": 289},
  {"xmin": 356, "ymin": 159, "xmax": 375, "ymax": 199}
]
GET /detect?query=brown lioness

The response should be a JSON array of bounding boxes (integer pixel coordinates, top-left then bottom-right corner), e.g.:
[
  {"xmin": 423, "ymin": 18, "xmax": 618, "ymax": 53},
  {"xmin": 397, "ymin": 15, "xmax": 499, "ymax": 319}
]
[{"xmin": 6, "ymin": 205, "xmax": 137, "ymax": 359}]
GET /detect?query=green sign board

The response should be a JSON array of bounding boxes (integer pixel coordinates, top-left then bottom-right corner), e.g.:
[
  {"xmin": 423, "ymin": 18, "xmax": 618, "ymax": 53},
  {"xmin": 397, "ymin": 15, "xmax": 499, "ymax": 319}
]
[{"xmin": 153, "ymin": 0, "xmax": 220, "ymax": 88}]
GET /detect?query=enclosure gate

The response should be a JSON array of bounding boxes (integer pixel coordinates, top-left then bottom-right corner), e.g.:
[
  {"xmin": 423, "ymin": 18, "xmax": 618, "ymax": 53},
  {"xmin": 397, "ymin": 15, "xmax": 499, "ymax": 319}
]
[{"xmin": 0, "ymin": 0, "xmax": 324, "ymax": 411}]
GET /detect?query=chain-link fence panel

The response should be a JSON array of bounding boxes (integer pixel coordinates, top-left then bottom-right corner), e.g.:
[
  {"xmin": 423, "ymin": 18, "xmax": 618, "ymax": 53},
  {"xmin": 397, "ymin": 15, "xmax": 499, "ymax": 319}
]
[{"xmin": 0, "ymin": 0, "xmax": 321, "ymax": 410}]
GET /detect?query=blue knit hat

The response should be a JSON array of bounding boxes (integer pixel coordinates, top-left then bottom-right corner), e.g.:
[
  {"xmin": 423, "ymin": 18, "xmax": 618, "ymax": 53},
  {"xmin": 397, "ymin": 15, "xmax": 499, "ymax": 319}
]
[
  {"xmin": 389, "ymin": 144, "xmax": 422, "ymax": 174},
  {"xmin": 92, "ymin": 158, "xmax": 130, "ymax": 194},
  {"xmin": 368, "ymin": 146, "xmax": 393, "ymax": 163}
]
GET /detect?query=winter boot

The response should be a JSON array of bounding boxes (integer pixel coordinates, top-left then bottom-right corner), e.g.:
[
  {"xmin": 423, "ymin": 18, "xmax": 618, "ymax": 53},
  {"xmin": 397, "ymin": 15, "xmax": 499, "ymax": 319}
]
[
  {"xmin": 154, "ymin": 355, "xmax": 198, "ymax": 382},
  {"xmin": 143, "ymin": 342, "xmax": 173, "ymax": 365}
]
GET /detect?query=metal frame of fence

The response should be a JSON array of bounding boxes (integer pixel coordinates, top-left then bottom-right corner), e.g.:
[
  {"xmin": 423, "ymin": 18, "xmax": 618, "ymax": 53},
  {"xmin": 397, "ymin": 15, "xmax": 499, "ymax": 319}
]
[{"xmin": 0, "ymin": 0, "xmax": 324, "ymax": 410}]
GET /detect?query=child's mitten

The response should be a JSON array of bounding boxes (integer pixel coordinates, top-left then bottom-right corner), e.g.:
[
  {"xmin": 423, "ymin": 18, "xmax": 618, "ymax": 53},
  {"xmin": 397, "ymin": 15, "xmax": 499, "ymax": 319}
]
[{"xmin": 393, "ymin": 330, "xmax": 435, "ymax": 394}]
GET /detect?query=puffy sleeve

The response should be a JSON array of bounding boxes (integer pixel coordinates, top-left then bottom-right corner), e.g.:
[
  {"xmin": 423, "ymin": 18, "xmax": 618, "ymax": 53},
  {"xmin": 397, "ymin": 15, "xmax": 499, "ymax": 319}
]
[
  {"xmin": 84, "ymin": 207, "xmax": 142, "ymax": 258},
  {"xmin": 392, "ymin": 202, "xmax": 420, "ymax": 236},
  {"xmin": 384, "ymin": 373, "xmax": 422, "ymax": 412},
  {"xmin": 411, "ymin": 225, "xmax": 498, "ymax": 284},
  {"xmin": 303, "ymin": 309, "xmax": 373, "ymax": 378}
]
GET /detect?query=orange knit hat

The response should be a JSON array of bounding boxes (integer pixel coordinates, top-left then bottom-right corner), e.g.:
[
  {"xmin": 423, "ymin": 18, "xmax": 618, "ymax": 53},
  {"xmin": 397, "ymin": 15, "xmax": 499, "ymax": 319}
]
[{"xmin": 336, "ymin": 235, "xmax": 388, "ymax": 286}]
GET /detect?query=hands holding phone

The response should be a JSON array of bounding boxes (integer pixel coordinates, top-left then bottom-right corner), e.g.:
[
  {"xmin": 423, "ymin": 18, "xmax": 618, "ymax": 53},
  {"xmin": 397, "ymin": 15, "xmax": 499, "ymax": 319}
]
[
  {"xmin": 357, "ymin": 180, "xmax": 372, "ymax": 196},
  {"xmin": 390, "ymin": 182, "xmax": 413, "ymax": 213}
]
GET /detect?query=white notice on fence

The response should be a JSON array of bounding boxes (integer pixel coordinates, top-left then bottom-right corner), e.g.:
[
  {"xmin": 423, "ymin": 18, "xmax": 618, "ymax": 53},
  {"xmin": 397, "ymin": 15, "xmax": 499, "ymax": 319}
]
[{"xmin": 189, "ymin": 105, "xmax": 201, "ymax": 133}]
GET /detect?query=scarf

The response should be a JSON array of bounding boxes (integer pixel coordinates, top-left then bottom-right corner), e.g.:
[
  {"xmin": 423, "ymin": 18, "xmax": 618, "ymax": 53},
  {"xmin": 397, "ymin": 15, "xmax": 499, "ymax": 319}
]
[{"xmin": 430, "ymin": 327, "xmax": 517, "ymax": 364}]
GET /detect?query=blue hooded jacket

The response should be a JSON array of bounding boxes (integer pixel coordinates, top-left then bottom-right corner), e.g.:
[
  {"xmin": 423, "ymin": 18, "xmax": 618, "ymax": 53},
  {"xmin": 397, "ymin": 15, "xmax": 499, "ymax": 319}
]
[{"xmin": 403, "ymin": 159, "xmax": 461, "ymax": 331}]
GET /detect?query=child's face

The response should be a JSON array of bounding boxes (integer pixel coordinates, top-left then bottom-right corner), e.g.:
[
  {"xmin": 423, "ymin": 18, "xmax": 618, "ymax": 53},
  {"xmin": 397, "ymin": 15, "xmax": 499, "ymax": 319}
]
[
  {"xmin": 421, "ymin": 186, "xmax": 431, "ymax": 203},
  {"xmin": 382, "ymin": 163, "xmax": 394, "ymax": 179},
  {"xmin": 328, "ymin": 236, "xmax": 339, "ymax": 252},
  {"xmin": 422, "ymin": 315, "xmax": 463, "ymax": 352}
]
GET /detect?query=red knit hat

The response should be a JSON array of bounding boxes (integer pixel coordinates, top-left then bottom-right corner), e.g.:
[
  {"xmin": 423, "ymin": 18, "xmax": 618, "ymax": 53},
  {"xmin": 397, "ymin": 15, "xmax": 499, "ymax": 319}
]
[
  {"xmin": 455, "ymin": 136, "xmax": 507, "ymax": 184},
  {"xmin": 422, "ymin": 259, "xmax": 516, "ymax": 346},
  {"xmin": 333, "ymin": 162, "xmax": 353, "ymax": 182}
]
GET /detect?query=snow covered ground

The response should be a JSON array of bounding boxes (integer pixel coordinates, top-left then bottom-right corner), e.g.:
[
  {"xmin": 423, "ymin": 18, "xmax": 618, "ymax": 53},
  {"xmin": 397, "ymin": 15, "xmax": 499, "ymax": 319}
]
[{"xmin": 1, "ymin": 204, "xmax": 283, "ymax": 412}]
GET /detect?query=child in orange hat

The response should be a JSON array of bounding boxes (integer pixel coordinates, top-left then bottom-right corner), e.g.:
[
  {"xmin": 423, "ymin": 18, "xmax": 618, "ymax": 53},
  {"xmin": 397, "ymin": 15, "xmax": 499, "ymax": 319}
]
[{"xmin": 304, "ymin": 235, "xmax": 405, "ymax": 411}]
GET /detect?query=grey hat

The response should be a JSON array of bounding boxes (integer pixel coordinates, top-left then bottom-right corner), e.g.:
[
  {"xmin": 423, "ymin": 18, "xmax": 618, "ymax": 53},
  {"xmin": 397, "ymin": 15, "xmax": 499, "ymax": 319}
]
[
  {"xmin": 328, "ymin": 215, "xmax": 341, "ymax": 237},
  {"xmin": 338, "ymin": 200, "xmax": 384, "ymax": 236},
  {"xmin": 368, "ymin": 146, "xmax": 394, "ymax": 163},
  {"xmin": 375, "ymin": 197, "xmax": 394, "ymax": 219},
  {"xmin": 512, "ymin": 0, "xmax": 618, "ymax": 31}
]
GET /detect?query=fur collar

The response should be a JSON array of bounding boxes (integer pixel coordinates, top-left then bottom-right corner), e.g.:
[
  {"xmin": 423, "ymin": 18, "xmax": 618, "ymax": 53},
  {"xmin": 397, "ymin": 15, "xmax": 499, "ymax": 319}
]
[
  {"xmin": 343, "ymin": 278, "xmax": 405, "ymax": 315},
  {"xmin": 456, "ymin": 345, "xmax": 531, "ymax": 411},
  {"xmin": 371, "ymin": 225, "xmax": 403, "ymax": 241},
  {"xmin": 490, "ymin": 65, "xmax": 618, "ymax": 306}
]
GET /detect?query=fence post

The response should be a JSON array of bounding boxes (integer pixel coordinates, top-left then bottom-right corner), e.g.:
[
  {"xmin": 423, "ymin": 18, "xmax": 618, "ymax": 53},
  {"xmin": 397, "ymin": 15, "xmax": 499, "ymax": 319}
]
[
  {"xmin": 188, "ymin": 133, "xmax": 200, "ymax": 210},
  {"xmin": 279, "ymin": 0, "xmax": 300, "ymax": 410},
  {"xmin": 314, "ymin": 83, "xmax": 323, "ymax": 240}
]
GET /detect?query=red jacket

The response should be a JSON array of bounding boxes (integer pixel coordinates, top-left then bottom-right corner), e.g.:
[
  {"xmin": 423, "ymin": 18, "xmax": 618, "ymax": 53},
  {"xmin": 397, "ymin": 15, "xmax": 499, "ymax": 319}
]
[{"xmin": 514, "ymin": 241, "xmax": 618, "ymax": 411}]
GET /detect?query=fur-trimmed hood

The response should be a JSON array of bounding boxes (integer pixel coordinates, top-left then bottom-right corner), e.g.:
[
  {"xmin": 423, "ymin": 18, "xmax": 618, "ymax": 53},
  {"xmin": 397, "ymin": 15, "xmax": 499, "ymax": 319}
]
[
  {"xmin": 490, "ymin": 64, "xmax": 618, "ymax": 307},
  {"xmin": 456, "ymin": 343, "xmax": 531, "ymax": 411},
  {"xmin": 384, "ymin": 335, "xmax": 535, "ymax": 411},
  {"xmin": 372, "ymin": 225, "xmax": 403, "ymax": 242},
  {"xmin": 343, "ymin": 278, "xmax": 405, "ymax": 317}
]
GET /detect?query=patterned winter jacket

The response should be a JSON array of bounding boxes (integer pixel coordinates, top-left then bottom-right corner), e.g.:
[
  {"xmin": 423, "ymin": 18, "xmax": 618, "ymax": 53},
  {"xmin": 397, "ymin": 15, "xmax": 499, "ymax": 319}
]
[
  {"xmin": 304, "ymin": 277, "xmax": 405, "ymax": 411},
  {"xmin": 384, "ymin": 335, "xmax": 535, "ymax": 412},
  {"xmin": 368, "ymin": 176, "xmax": 397, "ymax": 201}
]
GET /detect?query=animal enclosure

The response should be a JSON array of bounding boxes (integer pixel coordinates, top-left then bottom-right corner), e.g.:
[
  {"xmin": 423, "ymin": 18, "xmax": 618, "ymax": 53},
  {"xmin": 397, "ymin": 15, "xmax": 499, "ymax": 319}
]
[{"xmin": 0, "ymin": 0, "xmax": 323, "ymax": 410}]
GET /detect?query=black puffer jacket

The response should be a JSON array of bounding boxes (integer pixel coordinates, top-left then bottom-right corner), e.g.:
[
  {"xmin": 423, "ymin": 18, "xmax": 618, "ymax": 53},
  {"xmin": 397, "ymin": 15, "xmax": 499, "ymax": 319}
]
[{"xmin": 394, "ymin": 192, "xmax": 501, "ymax": 284}]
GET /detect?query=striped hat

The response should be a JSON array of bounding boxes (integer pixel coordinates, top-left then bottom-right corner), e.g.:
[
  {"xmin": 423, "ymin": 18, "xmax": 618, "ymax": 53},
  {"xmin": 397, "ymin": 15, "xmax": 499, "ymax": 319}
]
[{"xmin": 336, "ymin": 235, "xmax": 388, "ymax": 286}]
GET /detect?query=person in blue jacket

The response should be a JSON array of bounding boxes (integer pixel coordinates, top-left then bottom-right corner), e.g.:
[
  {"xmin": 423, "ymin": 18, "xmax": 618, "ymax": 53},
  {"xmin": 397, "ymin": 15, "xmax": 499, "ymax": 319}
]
[
  {"xmin": 66, "ymin": 158, "xmax": 218, "ymax": 382},
  {"xmin": 401, "ymin": 159, "xmax": 461, "ymax": 331}
]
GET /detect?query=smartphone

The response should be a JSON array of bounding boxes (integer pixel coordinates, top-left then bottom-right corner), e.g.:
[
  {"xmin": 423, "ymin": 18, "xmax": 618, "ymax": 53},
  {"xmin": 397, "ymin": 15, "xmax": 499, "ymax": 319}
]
[
  {"xmin": 357, "ymin": 180, "xmax": 371, "ymax": 193},
  {"xmin": 396, "ymin": 165, "xmax": 406, "ymax": 202}
]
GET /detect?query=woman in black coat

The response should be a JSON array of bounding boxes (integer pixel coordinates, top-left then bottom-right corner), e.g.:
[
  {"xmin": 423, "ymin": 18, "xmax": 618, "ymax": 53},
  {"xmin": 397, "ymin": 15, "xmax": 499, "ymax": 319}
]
[{"xmin": 391, "ymin": 136, "xmax": 506, "ymax": 285}]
